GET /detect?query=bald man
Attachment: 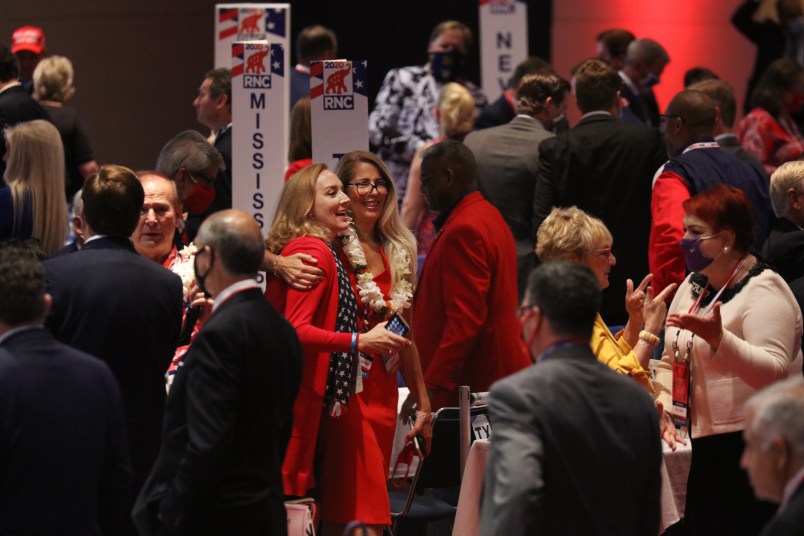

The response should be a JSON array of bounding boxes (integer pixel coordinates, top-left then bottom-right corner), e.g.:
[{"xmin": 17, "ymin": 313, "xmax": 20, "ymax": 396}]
[
  {"xmin": 649, "ymin": 89, "xmax": 771, "ymax": 294},
  {"xmin": 133, "ymin": 210, "xmax": 302, "ymax": 536}
]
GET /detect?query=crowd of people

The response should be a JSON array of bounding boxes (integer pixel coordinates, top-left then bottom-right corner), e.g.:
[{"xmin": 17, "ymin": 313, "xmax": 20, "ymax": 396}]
[{"xmin": 3, "ymin": 6, "xmax": 804, "ymax": 536}]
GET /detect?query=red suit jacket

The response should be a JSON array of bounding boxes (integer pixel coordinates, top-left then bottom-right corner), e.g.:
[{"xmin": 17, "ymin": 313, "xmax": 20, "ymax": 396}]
[
  {"xmin": 266, "ymin": 236, "xmax": 351, "ymax": 497},
  {"xmin": 413, "ymin": 191, "xmax": 531, "ymax": 409}
]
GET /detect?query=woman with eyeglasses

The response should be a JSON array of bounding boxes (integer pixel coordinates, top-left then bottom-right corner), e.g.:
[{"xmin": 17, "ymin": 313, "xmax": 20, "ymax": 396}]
[
  {"xmin": 1, "ymin": 120, "xmax": 68, "ymax": 255},
  {"xmin": 264, "ymin": 164, "xmax": 410, "ymax": 511},
  {"xmin": 536, "ymin": 206, "xmax": 675, "ymax": 392},
  {"xmin": 310, "ymin": 151, "xmax": 432, "ymax": 536},
  {"xmin": 654, "ymin": 184, "xmax": 802, "ymax": 535}
]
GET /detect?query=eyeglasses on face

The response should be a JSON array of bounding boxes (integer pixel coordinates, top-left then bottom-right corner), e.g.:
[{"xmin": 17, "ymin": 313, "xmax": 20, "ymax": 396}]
[
  {"xmin": 348, "ymin": 180, "xmax": 390, "ymax": 195},
  {"xmin": 594, "ymin": 247, "xmax": 614, "ymax": 260}
]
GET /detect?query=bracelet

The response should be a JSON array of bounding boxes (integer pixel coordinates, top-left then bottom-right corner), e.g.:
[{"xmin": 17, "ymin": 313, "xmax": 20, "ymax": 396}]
[
  {"xmin": 415, "ymin": 410, "xmax": 434, "ymax": 423},
  {"xmin": 271, "ymin": 255, "xmax": 282, "ymax": 275},
  {"xmin": 351, "ymin": 332, "xmax": 358, "ymax": 352},
  {"xmin": 638, "ymin": 330, "xmax": 660, "ymax": 347}
]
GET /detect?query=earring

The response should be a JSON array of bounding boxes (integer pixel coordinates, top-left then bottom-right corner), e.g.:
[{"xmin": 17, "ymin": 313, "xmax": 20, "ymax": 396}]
[{"xmin": 724, "ymin": 245, "xmax": 730, "ymax": 253}]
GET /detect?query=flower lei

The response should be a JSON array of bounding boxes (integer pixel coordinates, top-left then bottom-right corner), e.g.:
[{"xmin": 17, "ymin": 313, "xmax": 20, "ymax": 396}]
[{"xmin": 341, "ymin": 225, "xmax": 414, "ymax": 318}]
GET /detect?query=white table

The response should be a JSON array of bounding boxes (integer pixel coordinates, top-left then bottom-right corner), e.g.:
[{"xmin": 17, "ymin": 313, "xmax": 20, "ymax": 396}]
[{"xmin": 449, "ymin": 437, "xmax": 691, "ymax": 536}]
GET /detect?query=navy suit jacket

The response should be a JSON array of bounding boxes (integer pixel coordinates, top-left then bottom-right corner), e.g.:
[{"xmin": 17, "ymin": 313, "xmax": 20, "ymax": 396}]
[
  {"xmin": 44, "ymin": 236, "xmax": 183, "ymax": 502},
  {"xmin": 0, "ymin": 327, "xmax": 131, "ymax": 535},
  {"xmin": 133, "ymin": 287, "xmax": 302, "ymax": 536}
]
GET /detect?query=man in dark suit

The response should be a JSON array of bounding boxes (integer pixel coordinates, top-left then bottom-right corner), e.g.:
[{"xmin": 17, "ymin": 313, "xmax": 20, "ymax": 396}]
[
  {"xmin": 465, "ymin": 71, "xmax": 569, "ymax": 300},
  {"xmin": 414, "ymin": 140, "xmax": 531, "ymax": 410},
  {"xmin": 479, "ymin": 262, "xmax": 661, "ymax": 536},
  {"xmin": 534, "ymin": 59, "xmax": 666, "ymax": 325},
  {"xmin": 193, "ymin": 68, "xmax": 232, "ymax": 215},
  {"xmin": 0, "ymin": 245, "xmax": 131, "ymax": 535},
  {"xmin": 690, "ymin": 78, "xmax": 767, "ymax": 179},
  {"xmin": 133, "ymin": 209, "xmax": 302, "ymax": 536},
  {"xmin": 764, "ymin": 161, "xmax": 804, "ymax": 354},
  {"xmin": 618, "ymin": 38, "xmax": 669, "ymax": 128},
  {"xmin": 44, "ymin": 164, "xmax": 183, "ymax": 535},
  {"xmin": 742, "ymin": 376, "xmax": 804, "ymax": 536},
  {"xmin": 0, "ymin": 43, "xmax": 49, "ymax": 177}
]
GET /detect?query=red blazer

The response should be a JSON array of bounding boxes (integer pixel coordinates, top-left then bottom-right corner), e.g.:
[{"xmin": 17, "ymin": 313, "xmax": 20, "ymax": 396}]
[
  {"xmin": 265, "ymin": 236, "xmax": 351, "ymax": 496},
  {"xmin": 413, "ymin": 191, "xmax": 531, "ymax": 409}
]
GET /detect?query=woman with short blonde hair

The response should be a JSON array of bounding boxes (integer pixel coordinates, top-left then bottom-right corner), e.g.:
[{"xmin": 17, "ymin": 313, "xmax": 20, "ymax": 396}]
[{"xmin": 536, "ymin": 207, "xmax": 675, "ymax": 391}]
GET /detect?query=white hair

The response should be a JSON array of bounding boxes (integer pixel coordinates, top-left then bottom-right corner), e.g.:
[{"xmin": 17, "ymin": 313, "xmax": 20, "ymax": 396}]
[{"xmin": 745, "ymin": 376, "xmax": 804, "ymax": 464}]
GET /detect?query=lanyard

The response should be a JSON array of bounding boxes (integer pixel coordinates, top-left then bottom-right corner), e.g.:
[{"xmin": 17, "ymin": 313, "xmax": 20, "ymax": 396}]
[
  {"xmin": 681, "ymin": 141, "xmax": 720, "ymax": 154},
  {"xmin": 673, "ymin": 254, "xmax": 749, "ymax": 361}
]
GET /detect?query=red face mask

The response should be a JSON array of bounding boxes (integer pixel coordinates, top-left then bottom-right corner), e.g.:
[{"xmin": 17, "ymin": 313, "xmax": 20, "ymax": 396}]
[{"xmin": 185, "ymin": 182, "xmax": 216, "ymax": 214}]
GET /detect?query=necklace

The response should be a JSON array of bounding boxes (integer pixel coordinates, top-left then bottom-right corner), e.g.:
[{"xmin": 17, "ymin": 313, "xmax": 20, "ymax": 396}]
[{"xmin": 341, "ymin": 225, "xmax": 413, "ymax": 318}]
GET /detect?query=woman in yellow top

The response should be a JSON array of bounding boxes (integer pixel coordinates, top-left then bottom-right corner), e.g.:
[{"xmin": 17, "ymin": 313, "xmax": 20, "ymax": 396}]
[{"xmin": 536, "ymin": 207, "xmax": 676, "ymax": 392}]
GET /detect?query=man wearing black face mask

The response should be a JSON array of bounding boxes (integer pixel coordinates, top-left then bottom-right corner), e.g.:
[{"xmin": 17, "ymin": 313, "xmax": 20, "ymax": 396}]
[{"xmin": 368, "ymin": 20, "xmax": 488, "ymax": 200}]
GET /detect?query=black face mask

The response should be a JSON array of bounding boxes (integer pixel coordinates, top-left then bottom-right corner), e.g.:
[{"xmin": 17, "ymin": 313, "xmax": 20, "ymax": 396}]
[
  {"xmin": 193, "ymin": 247, "xmax": 214, "ymax": 298},
  {"xmin": 429, "ymin": 50, "xmax": 465, "ymax": 83}
]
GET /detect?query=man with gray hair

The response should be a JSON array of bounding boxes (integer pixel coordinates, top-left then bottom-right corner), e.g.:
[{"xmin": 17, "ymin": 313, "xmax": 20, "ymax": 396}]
[
  {"xmin": 464, "ymin": 72, "xmax": 570, "ymax": 299},
  {"xmin": 479, "ymin": 262, "xmax": 661, "ymax": 535},
  {"xmin": 763, "ymin": 160, "xmax": 804, "ymax": 353},
  {"xmin": 156, "ymin": 129, "xmax": 225, "ymax": 243},
  {"xmin": 619, "ymin": 38, "xmax": 670, "ymax": 127},
  {"xmin": 741, "ymin": 376, "xmax": 804, "ymax": 534},
  {"xmin": 133, "ymin": 209, "xmax": 302, "ymax": 536}
]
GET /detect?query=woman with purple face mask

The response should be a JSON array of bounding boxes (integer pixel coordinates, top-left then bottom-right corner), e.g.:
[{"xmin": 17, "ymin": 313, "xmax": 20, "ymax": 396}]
[{"xmin": 654, "ymin": 183, "xmax": 803, "ymax": 536}]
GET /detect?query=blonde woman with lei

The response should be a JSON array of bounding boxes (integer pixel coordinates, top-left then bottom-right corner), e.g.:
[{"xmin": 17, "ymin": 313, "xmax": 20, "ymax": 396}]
[
  {"xmin": 311, "ymin": 151, "xmax": 433, "ymax": 536},
  {"xmin": 265, "ymin": 164, "xmax": 410, "ymax": 508}
]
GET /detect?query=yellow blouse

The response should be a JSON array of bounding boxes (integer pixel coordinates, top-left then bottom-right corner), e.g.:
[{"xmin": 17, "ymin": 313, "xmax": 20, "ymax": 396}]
[{"xmin": 590, "ymin": 314, "xmax": 654, "ymax": 394}]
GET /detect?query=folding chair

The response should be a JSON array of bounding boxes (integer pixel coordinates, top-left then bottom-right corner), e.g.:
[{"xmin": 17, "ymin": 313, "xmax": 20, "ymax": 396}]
[{"xmin": 386, "ymin": 403, "xmax": 489, "ymax": 536}]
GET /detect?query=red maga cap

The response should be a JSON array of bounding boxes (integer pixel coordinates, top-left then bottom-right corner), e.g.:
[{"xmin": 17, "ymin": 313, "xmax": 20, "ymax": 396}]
[{"xmin": 11, "ymin": 26, "xmax": 46, "ymax": 55}]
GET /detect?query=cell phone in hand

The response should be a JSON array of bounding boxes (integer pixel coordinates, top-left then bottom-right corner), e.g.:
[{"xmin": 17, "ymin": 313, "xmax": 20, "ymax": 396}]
[{"xmin": 385, "ymin": 312, "xmax": 410, "ymax": 337}]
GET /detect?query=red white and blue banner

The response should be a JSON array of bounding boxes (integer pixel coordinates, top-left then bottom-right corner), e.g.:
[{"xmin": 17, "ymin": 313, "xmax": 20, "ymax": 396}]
[
  {"xmin": 215, "ymin": 4, "xmax": 289, "ymax": 70},
  {"xmin": 231, "ymin": 40, "xmax": 287, "ymax": 239},
  {"xmin": 310, "ymin": 59, "xmax": 369, "ymax": 169},
  {"xmin": 479, "ymin": 0, "xmax": 528, "ymax": 102}
]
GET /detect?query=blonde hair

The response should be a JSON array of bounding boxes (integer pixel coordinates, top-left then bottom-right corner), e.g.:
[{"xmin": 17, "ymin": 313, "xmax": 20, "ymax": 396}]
[
  {"xmin": 266, "ymin": 163, "xmax": 332, "ymax": 252},
  {"xmin": 769, "ymin": 160, "xmax": 804, "ymax": 218},
  {"xmin": 536, "ymin": 207, "xmax": 612, "ymax": 262},
  {"xmin": 33, "ymin": 55, "xmax": 75, "ymax": 103},
  {"xmin": 334, "ymin": 151, "xmax": 417, "ymax": 287},
  {"xmin": 4, "ymin": 120, "xmax": 68, "ymax": 254},
  {"xmin": 438, "ymin": 82, "xmax": 475, "ymax": 139}
]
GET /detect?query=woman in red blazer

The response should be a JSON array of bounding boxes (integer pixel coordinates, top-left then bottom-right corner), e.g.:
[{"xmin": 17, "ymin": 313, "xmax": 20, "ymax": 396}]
[{"xmin": 265, "ymin": 164, "xmax": 408, "ymax": 500}]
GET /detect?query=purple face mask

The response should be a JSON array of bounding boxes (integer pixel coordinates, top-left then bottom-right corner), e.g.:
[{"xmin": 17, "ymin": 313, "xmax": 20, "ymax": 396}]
[{"xmin": 679, "ymin": 233, "xmax": 720, "ymax": 272}]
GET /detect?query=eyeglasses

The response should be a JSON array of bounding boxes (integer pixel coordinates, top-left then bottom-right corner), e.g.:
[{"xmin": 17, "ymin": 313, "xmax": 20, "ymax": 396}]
[
  {"xmin": 188, "ymin": 171, "xmax": 216, "ymax": 187},
  {"xmin": 594, "ymin": 247, "xmax": 614, "ymax": 260},
  {"xmin": 349, "ymin": 180, "xmax": 389, "ymax": 195}
]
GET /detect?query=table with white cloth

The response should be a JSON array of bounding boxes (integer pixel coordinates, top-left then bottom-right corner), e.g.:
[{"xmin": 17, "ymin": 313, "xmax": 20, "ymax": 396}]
[{"xmin": 449, "ymin": 438, "xmax": 692, "ymax": 536}]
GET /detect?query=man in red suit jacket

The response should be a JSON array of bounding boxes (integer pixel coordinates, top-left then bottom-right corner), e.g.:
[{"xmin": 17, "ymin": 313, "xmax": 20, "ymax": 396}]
[{"xmin": 414, "ymin": 140, "xmax": 531, "ymax": 410}]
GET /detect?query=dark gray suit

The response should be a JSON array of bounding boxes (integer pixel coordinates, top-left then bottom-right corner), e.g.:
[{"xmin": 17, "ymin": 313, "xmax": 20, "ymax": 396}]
[
  {"xmin": 479, "ymin": 344, "xmax": 661, "ymax": 536},
  {"xmin": 464, "ymin": 115, "xmax": 555, "ymax": 300}
]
